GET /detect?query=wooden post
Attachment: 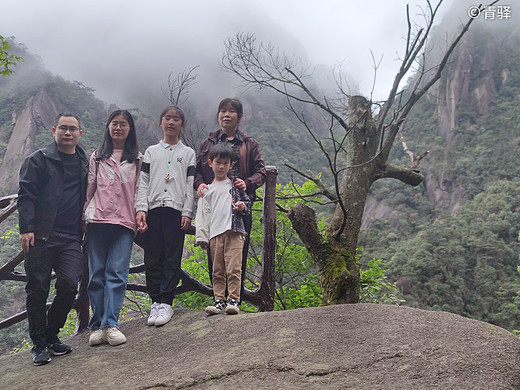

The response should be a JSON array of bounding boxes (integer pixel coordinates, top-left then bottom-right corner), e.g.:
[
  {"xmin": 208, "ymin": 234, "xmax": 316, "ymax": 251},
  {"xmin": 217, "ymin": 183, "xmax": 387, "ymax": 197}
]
[{"xmin": 257, "ymin": 166, "xmax": 277, "ymax": 311}]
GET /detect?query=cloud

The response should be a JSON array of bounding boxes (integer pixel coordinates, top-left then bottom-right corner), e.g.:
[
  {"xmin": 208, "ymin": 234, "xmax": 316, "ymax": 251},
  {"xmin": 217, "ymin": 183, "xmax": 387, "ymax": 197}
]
[{"xmin": 1, "ymin": 0, "xmax": 463, "ymax": 108}]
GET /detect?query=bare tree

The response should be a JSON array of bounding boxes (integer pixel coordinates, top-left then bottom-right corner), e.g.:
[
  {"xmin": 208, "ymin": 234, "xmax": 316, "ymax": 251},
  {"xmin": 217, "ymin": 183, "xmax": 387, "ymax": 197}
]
[
  {"xmin": 162, "ymin": 66, "xmax": 199, "ymax": 106},
  {"xmin": 162, "ymin": 65, "xmax": 206, "ymax": 150},
  {"xmin": 220, "ymin": 0, "xmax": 497, "ymax": 304}
]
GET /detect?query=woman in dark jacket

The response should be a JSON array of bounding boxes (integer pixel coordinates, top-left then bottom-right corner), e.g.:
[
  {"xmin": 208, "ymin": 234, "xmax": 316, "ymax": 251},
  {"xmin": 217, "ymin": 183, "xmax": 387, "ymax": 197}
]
[{"xmin": 194, "ymin": 98, "xmax": 266, "ymax": 303}]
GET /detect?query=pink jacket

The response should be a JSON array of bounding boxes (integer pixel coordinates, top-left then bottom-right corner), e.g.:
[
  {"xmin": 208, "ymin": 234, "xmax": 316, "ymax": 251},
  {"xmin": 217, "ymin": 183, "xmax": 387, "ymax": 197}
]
[{"xmin": 83, "ymin": 151, "xmax": 143, "ymax": 232}]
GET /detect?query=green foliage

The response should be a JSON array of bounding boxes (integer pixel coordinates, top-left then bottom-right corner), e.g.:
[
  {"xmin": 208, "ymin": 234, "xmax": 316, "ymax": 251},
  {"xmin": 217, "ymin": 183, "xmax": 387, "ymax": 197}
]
[
  {"xmin": 0, "ymin": 213, "xmax": 28, "ymax": 354},
  {"xmin": 173, "ymin": 236, "xmax": 214, "ymax": 310},
  {"xmin": 359, "ymin": 23, "xmax": 520, "ymax": 330},
  {"xmin": 514, "ymin": 232, "xmax": 520, "ymax": 337},
  {"xmin": 0, "ymin": 36, "xmax": 23, "ymax": 77},
  {"xmin": 359, "ymin": 251, "xmax": 404, "ymax": 305},
  {"xmin": 243, "ymin": 92, "xmax": 330, "ymax": 186},
  {"xmin": 2, "ymin": 22, "xmax": 520, "ymax": 352},
  {"xmin": 248, "ymin": 181, "xmax": 325, "ymax": 310},
  {"xmin": 9, "ymin": 337, "xmax": 30, "ymax": 355},
  {"xmin": 364, "ymin": 180, "xmax": 520, "ymax": 330},
  {"xmin": 58, "ymin": 308, "xmax": 78, "ymax": 339},
  {"xmin": 0, "ymin": 40, "xmax": 107, "ymax": 169},
  {"xmin": 172, "ymin": 180, "xmax": 327, "ymax": 312}
]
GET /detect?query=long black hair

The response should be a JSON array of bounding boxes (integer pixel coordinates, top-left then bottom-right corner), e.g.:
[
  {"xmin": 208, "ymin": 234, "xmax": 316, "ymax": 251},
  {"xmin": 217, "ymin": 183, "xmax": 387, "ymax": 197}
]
[{"xmin": 97, "ymin": 110, "xmax": 139, "ymax": 163}]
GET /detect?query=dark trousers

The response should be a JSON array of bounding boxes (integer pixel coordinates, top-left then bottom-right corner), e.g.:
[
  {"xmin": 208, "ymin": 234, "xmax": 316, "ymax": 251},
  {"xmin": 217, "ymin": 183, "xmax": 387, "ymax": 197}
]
[
  {"xmin": 208, "ymin": 212, "xmax": 252, "ymax": 302},
  {"xmin": 24, "ymin": 232, "xmax": 83, "ymax": 347},
  {"xmin": 143, "ymin": 207, "xmax": 185, "ymax": 306}
]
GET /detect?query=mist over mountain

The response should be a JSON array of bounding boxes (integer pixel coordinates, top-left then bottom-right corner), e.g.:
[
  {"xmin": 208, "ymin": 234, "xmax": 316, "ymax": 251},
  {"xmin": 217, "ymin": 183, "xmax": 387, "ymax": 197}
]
[
  {"xmin": 1, "ymin": 2, "xmax": 334, "ymax": 113},
  {"xmin": 2, "ymin": 0, "xmax": 468, "ymax": 112},
  {"xmin": 0, "ymin": 35, "xmax": 338, "ymax": 195}
]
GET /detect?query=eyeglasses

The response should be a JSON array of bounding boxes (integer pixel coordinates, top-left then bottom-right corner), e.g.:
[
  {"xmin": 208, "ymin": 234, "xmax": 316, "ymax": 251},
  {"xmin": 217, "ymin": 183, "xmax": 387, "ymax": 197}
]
[
  {"xmin": 57, "ymin": 125, "xmax": 80, "ymax": 132},
  {"xmin": 110, "ymin": 122, "xmax": 130, "ymax": 129}
]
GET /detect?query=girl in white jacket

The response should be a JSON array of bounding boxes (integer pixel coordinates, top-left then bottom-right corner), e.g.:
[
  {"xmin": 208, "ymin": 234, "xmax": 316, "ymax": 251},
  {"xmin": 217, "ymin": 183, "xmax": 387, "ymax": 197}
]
[{"xmin": 135, "ymin": 106, "xmax": 195, "ymax": 327}]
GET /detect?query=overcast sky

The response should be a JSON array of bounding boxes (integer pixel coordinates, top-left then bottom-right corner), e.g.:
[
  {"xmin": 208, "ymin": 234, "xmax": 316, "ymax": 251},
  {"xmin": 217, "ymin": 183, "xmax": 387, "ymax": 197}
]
[{"xmin": 0, "ymin": 0, "xmax": 481, "ymax": 108}]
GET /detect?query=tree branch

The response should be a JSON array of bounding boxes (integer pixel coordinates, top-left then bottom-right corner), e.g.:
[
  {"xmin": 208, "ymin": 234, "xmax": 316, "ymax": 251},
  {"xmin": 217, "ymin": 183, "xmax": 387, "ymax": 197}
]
[
  {"xmin": 162, "ymin": 65, "xmax": 200, "ymax": 106},
  {"xmin": 378, "ymin": 1, "xmax": 497, "ymax": 163},
  {"xmin": 287, "ymin": 203, "xmax": 323, "ymax": 256},
  {"xmin": 284, "ymin": 163, "xmax": 337, "ymax": 202},
  {"xmin": 374, "ymin": 163, "xmax": 424, "ymax": 186},
  {"xmin": 398, "ymin": 130, "xmax": 429, "ymax": 168}
]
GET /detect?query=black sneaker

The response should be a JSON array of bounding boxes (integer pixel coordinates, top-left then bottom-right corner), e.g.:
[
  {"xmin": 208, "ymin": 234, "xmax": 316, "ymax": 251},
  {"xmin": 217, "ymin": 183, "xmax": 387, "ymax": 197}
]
[
  {"xmin": 47, "ymin": 337, "xmax": 72, "ymax": 356},
  {"xmin": 205, "ymin": 299, "xmax": 227, "ymax": 315},
  {"xmin": 32, "ymin": 346, "xmax": 51, "ymax": 366},
  {"xmin": 225, "ymin": 299, "xmax": 240, "ymax": 315}
]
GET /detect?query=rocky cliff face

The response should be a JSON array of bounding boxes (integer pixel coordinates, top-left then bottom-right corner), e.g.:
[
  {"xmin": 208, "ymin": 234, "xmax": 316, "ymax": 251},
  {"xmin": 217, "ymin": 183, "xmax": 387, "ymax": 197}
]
[
  {"xmin": 426, "ymin": 24, "xmax": 519, "ymax": 215},
  {"xmin": 435, "ymin": 31, "xmax": 498, "ymax": 143},
  {"xmin": 362, "ymin": 23, "xmax": 520, "ymax": 229},
  {"xmin": 0, "ymin": 89, "xmax": 58, "ymax": 195},
  {"xmin": 0, "ymin": 88, "xmax": 163, "ymax": 196}
]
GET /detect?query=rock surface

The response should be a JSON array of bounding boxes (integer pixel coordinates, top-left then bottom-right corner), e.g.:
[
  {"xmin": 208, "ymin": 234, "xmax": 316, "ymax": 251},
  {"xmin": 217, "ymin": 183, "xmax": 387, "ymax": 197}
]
[{"xmin": 1, "ymin": 304, "xmax": 520, "ymax": 389}]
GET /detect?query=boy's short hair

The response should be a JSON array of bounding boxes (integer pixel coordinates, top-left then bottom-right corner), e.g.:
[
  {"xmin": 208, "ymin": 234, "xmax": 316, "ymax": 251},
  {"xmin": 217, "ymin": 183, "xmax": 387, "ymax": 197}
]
[{"xmin": 209, "ymin": 143, "xmax": 233, "ymax": 162}]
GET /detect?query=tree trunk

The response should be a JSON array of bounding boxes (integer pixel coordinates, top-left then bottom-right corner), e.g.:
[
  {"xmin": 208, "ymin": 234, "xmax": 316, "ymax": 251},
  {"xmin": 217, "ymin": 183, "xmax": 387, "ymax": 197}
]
[
  {"xmin": 289, "ymin": 96, "xmax": 380, "ymax": 305},
  {"xmin": 288, "ymin": 203, "xmax": 360, "ymax": 304}
]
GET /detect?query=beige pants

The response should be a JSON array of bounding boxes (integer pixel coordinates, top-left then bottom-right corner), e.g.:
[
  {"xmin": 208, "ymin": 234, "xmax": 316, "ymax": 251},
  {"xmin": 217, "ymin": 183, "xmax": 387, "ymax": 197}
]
[{"xmin": 210, "ymin": 230, "xmax": 245, "ymax": 301}]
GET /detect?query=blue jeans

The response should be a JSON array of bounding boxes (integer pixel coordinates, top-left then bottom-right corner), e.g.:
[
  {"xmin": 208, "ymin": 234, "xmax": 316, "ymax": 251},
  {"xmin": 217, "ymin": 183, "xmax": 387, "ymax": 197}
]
[{"xmin": 87, "ymin": 224, "xmax": 133, "ymax": 330}]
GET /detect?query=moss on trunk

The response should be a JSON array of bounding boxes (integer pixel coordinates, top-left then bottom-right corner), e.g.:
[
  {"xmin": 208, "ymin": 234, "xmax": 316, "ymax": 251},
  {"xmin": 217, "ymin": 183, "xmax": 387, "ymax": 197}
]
[{"xmin": 317, "ymin": 240, "xmax": 360, "ymax": 305}]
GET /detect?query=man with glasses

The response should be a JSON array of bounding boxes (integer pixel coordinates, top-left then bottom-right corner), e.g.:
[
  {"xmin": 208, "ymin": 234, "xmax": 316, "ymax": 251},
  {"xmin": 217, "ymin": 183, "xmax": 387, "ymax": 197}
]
[{"xmin": 18, "ymin": 113, "xmax": 89, "ymax": 365}]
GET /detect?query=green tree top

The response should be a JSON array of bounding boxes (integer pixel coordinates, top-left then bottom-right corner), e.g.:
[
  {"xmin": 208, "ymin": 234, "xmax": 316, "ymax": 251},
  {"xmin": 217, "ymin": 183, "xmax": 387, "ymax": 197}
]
[{"xmin": 0, "ymin": 36, "xmax": 23, "ymax": 77}]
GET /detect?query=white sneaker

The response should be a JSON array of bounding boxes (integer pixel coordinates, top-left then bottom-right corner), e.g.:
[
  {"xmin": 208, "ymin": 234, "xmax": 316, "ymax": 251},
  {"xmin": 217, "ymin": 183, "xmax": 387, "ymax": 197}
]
[
  {"xmin": 154, "ymin": 303, "xmax": 174, "ymax": 326},
  {"xmin": 104, "ymin": 327, "xmax": 126, "ymax": 346},
  {"xmin": 147, "ymin": 302, "xmax": 160, "ymax": 326},
  {"xmin": 225, "ymin": 299, "xmax": 240, "ymax": 315},
  {"xmin": 205, "ymin": 300, "xmax": 227, "ymax": 315},
  {"xmin": 89, "ymin": 329, "xmax": 105, "ymax": 346}
]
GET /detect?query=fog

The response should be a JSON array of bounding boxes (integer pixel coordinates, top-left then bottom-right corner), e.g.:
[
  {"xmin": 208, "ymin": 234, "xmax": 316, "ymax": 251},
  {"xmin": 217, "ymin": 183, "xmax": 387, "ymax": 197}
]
[{"xmin": 1, "ymin": 0, "xmax": 485, "ymax": 111}]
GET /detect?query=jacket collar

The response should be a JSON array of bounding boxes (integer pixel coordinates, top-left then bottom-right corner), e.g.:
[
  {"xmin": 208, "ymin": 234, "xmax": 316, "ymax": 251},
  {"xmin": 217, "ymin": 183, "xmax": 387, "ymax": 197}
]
[
  {"xmin": 42, "ymin": 141, "xmax": 87, "ymax": 161},
  {"xmin": 159, "ymin": 139, "xmax": 183, "ymax": 149},
  {"xmin": 210, "ymin": 129, "xmax": 247, "ymax": 143}
]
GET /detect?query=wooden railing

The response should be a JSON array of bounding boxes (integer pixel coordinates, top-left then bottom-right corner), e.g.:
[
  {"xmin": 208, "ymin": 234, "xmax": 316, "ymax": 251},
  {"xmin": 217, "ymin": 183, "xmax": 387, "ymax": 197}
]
[{"xmin": 0, "ymin": 167, "xmax": 277, "ymax": 331}]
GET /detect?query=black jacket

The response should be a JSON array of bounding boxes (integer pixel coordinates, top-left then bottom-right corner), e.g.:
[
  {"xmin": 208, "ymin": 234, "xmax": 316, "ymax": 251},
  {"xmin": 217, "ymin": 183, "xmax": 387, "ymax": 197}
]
[{"xmin": 17, "ymin": 142, "xmax": 89, "ymax": 240}]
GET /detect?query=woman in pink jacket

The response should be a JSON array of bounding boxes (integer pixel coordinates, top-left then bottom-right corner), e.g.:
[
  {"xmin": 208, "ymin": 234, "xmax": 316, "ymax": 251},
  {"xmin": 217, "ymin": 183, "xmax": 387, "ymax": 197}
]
[{"xmin": 83, "ymin": 110, "xmax": 142, "ymax": 347}]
